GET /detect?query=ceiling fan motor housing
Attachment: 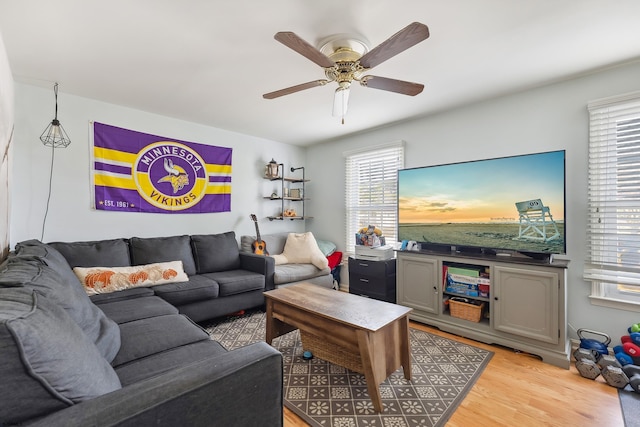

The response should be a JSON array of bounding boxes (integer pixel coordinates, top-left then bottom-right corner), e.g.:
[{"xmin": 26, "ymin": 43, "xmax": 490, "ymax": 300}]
[{"xmin": 320, "ymin": 35, "xmax": 370, "ymax": 84}]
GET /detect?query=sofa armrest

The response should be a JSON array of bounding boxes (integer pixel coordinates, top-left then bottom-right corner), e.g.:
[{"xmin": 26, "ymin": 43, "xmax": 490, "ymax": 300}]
[
  {"xmin": 240, "ymin": 252, "xmax": 276, "ymax": 291},
  {"xmin": 27, "ymin": 342, "xmax": 283, "ymax": 427}
]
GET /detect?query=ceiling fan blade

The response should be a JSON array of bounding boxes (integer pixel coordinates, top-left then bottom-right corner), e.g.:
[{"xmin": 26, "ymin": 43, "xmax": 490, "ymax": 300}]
[
  {"xmin": 359, "ymin": 22, "xmax": 429, "ymax": 69},
  {"xmin": 274, "ymin": 32, "xmax": 335, "ymax": 68},
  {"xmin": 263, "ymin": 80, "xmax": 329, "ymax": 99},
  {"xmin": 361, "ymin": 76, "xmax": 424, "ymax": 96}
]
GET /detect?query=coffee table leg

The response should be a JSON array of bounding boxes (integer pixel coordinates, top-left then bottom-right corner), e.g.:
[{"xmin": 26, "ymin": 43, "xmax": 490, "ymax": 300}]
[
  {"xmin": 400, "ymin": 315, "xmax": 412, "ymax": 380},
  {"xmin": 356, "ymin": 329, "xmax": 384, "ymax": 413},
  {"xmin": 265, "ymin": 299, "xmax": 274, "ymax": 345}
]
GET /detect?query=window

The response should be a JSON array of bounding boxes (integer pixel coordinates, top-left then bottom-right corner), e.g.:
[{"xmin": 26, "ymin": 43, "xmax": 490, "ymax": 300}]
[
  {"xmin": 344, "ymin": 141, "xmax": 404, "ymax": 251},
  {"xmin": 585, "ymin": 91, "xmax": 640, "ymax": 311}
]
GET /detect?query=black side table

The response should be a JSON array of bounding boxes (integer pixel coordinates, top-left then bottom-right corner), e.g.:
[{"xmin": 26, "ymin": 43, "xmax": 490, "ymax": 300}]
[{"xmin": 348, "ymin": 257, "xmax": 397, "ymax": 303}]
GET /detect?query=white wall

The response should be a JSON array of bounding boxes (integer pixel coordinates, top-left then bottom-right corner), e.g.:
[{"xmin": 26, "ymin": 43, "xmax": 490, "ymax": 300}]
[
  {"xmin": 0, "ymin": 32, "xmax": 13, "ymax": 259},
  {"xmin": 9, "ymin": 60, "xmax": 640, "ymax": 342},
  {"xmin": 10, "ymin": 83, "xmax": 307, "ymax": 246},
  {"xmin": 305, "ymin": 59, "xmax": 640, "ymax": 343}
]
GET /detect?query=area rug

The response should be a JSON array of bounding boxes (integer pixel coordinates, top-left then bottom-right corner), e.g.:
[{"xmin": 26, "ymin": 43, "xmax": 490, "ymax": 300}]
[
  {"xmin": 203, "ymin": 310, "xmax": 493, "ymax": 427},
  {"xmin": 619, "ymin": 387, "xmax": 640, "ymax": 427}
]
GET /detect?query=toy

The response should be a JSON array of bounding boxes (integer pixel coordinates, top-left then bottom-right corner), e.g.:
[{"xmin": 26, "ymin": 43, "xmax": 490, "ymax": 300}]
[
  {"xmin": 282, "ymin": 208, "xmax": 297, "ymax": 217},
  {"xmin": 356, "ymin": 225, "xmax": 385, "ymax": 247}
]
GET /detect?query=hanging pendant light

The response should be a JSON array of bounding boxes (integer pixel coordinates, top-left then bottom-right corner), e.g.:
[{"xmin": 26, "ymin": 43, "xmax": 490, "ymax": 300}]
[{"xmin": 40, "ymin": 82, "xmax": 71, "ymax": 148}]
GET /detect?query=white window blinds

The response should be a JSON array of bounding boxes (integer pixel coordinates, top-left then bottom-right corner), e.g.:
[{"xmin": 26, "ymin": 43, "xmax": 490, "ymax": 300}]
[
  {"xmin": 585, "ymin": 91, "xmax": 640, "ymax": 295},
  {"xmin": 344, "ymin": 142, "xmax": 404, "ymax": 250}
]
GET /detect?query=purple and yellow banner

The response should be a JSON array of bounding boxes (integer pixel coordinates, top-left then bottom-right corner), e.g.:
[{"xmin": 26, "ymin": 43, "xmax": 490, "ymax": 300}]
[{"xmin": 93, "ymin": 122, "xmax": 232, "ymax": 214}]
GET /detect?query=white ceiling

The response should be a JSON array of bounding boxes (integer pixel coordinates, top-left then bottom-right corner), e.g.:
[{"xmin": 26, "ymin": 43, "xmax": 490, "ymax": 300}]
[{"xmin": 1, "ymin": 0, "xmax": 640, "ymax": 146}]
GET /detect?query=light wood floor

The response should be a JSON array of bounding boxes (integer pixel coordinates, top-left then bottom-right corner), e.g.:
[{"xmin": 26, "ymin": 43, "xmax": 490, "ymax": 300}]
[{"xmin": 284, "ymin": 320, "xmax": 624, "ymax": 427}]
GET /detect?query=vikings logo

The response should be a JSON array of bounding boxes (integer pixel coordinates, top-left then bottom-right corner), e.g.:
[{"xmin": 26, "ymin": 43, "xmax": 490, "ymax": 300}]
[
  {"xmin": 157, "ymin": 158, "xmax": 189, "ymax": 193},
  {"xmin": 133, "ymin": 142, "xmax": 208, "ymax": 211}
]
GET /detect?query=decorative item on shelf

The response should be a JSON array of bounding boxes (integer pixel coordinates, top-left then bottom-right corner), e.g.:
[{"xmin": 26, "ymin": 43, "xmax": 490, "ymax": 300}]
[
  {"xmin": 283, "ymin": 188, "xmax": 289, "ymax": 198},
  {"xmin": 355, "ymin": 225, "xmax": 385, "ymax": 247},
  {"xmin": 40, "ymin": 82, "xmax": 71, "ymax": 148},
  {"xmin": 264, "ymin": 158, "xmax": 279, "ymax": 179},
  {"xmin": 283, "ymin": 208, "xmax": 297, "ymax": 217},
  {"xmin": 290, "ymin": 188, "xmax": 301, "ymax": 199},
  {"xmin": 270, "ymin": 191, "xmax": 278, "ymax": 199}
]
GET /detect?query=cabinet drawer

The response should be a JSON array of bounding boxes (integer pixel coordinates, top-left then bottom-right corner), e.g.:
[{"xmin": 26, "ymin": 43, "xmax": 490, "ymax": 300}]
[
  {"xmin": 349, "ymin": 258, "xmax": 396, "ymax": 276},
  {"xmin": 349, "ymin": 273, "xmax": 394, "ymax": 294},
  {"xmin": 349, "ymin": 275, "xmax": 396, "ymax": 303}
]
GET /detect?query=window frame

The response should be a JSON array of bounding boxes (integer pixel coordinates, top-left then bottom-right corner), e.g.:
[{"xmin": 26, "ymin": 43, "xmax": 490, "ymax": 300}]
[
  {"xmin": 344, "ymin": 141, "xmax": 404, "ymax": 254},
  {"xmin": 586, "ymin": 90, "xmax": 640, "ymax": 312}
]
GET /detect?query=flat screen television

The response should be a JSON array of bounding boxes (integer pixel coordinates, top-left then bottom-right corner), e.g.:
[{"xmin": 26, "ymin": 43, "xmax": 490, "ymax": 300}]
[{"xmin": 397, "ymin": 150, "xmax": 566, "ymax": 258}]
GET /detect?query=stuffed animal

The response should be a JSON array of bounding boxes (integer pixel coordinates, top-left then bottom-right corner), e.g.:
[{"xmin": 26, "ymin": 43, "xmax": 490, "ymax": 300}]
[{"xmin": 282, "ymin": 208, "xmax": 297, "ymax": 217}]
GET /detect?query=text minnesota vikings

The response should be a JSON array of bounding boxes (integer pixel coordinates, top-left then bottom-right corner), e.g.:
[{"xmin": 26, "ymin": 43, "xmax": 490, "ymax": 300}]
[{"xmin": 137, "ymin": 143, "xmax": 207, "ymax": 209}]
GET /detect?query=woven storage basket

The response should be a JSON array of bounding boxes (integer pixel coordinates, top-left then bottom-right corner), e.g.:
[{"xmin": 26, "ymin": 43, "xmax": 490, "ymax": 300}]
[
  {"xmin": 300, "ymin": 331, "xmax": 364, "ymax": 373},
  {"xmin": 449, "ymin": 298, "xmax": 485, "ymax": 322}
]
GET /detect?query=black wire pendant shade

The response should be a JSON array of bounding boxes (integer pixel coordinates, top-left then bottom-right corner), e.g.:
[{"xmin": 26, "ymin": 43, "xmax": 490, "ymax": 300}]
[{"xmin": 40, "ymin": 82, "xmax": 71, "ymax": 148}]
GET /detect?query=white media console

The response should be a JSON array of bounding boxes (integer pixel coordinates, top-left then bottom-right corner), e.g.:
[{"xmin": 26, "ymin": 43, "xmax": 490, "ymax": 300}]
[{"xmin": 397, "ymin": 249, "xmax": 570, "ymax": 368}]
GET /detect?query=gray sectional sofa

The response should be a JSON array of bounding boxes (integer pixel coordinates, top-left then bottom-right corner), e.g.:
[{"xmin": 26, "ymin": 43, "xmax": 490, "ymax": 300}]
[
  {"xmin": 240, "ymin": 232, "xmax": 334, "ymax": 289},
  {"xmin": 0, "ymin": 232, "xmax": 283, "ymax": 426}
]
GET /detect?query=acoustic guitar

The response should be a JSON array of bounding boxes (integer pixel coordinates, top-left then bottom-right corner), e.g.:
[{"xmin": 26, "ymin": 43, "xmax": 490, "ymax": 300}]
[{"xmin": 250, "ymin": 214, "xmax": 268, "ymax": 255}]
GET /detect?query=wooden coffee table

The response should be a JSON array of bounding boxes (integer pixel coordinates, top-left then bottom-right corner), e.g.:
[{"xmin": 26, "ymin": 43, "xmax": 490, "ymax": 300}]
[{"xmin": 264, "ymin": 283, "xmax": 412, "ymax": 412}]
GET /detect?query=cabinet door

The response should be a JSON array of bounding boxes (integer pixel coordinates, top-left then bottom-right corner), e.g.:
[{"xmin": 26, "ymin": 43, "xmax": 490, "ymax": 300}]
[
  {"xmin": 493, "ymin": 265, "xmax": 559, "ymax": 344},
  {"xmin": 397, "ymin": 254, "xmax": 438, "ymax": 314}
]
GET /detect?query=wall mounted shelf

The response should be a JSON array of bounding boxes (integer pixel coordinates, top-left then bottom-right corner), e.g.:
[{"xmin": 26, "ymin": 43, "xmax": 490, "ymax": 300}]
[{"xmin": 263, "ymin": 164, "xmax": 311, "ymax": 221}]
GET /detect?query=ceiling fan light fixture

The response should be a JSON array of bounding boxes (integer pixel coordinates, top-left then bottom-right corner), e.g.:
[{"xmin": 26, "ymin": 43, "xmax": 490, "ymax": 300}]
[{"xmin": 333, "ymin": 86, "xmax": 350, "ymax": 124}]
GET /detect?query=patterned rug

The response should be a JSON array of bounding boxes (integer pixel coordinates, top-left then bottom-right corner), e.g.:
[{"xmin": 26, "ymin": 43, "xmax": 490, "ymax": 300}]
[{"xmin": 203, "ymin": 309, "xmax": 493, "ymax": 427}]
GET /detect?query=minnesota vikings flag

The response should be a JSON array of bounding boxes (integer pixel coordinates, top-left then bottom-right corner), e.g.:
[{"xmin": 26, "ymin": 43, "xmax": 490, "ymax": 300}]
[{"xmin": 92, "ymin": 122, "xmax": 232, "ymax": 214}]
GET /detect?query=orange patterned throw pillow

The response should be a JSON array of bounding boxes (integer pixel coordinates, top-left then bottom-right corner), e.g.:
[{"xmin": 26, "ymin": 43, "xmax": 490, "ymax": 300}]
[{"xmin": 73, "ymin": 261, "xmax": 188, "ymax": 295}]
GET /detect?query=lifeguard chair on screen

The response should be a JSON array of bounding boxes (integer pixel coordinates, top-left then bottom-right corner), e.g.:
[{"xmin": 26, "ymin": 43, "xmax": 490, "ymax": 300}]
[{"xmin": 515, "ymin": 199, "xmax": 560, "ymax": 242}]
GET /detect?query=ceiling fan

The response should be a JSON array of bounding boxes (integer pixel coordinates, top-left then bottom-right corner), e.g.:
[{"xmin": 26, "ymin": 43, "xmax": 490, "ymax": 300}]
[{"xmin": 263, "ymin": 22, "xmax": 430, "ymax": 123}]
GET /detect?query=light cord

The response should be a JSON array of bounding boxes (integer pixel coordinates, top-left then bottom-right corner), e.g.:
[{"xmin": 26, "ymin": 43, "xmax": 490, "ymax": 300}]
[{"xmin": 41, "ymin": 143, "xmax": 55, "ymax": 241}]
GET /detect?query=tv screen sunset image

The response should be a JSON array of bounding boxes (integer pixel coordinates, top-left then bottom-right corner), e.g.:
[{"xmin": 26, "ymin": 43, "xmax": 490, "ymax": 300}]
[{"xmin": 398, "ymin": 150, "xmax": 566, "ymax": 254}]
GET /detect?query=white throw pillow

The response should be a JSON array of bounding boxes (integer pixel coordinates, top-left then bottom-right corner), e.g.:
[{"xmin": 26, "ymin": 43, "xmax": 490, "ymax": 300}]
[
  {"xmin": 272, "ymin": 232, "xmax": 329, "ymax": 270},
  {"xmin": 73, "ymin": 260, "xmax": 188, "ymax": 295}
]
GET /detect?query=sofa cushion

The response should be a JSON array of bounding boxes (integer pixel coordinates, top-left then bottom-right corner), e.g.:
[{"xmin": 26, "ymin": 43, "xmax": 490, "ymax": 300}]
[
  {"xmin": 48, "ymin": 238, "xmax": 131, "ymax": 268},
  {"xmin": 129, "ymin": 235, "xmax": 197, "ymax": 276},
  {"xmin": 274, "ymin": 263, "xmax": 331, "ymax": 285},
  {"xmin": 0, "ymin": 254, "xmax": 121, "ymax": 363},
  {"xmin": 316, "ymin": 239, "xmax": 337, "ymax": 256},
  {"xmin": 271, "ymin": 232, "xmax": 330, "ymax": 270},
  {"xmin": 202, "ymin": 270, "xmax": 265, "ymax": 297},
  {"xmin": 73, "ymin": 261, "xmax": 189, "ymax": 295},
  {"xmin": 115, "ymin": 339, "xmax": 227, "ymax": 386},
  {"xmin": 241, "ymin": 232, "xmax": 288, "ymax": 256},
  {"xmin": 94, "ymin": 296, "xmax": 179, "ymax": 324},
  {"xmin": 15, "ymin": 239, "xmax": 87, "ymax": 288},
  {"xmin": 89, "ymin": 286, "xmax": 155, "ymax": 304},
  {"xmin": 191, "ymin": 232, "xmax": 241, "ymax": 273},
  {"xmin": 0, "ymin": 288, "xmax": 121, "ymax": 425},
  {"xmin": 111, "ymin": 314, "xmax": 210, "ymax": 367},
  {"xmin": 151, "ymin": 274, "xmax": 219, "ymax": 306}
]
